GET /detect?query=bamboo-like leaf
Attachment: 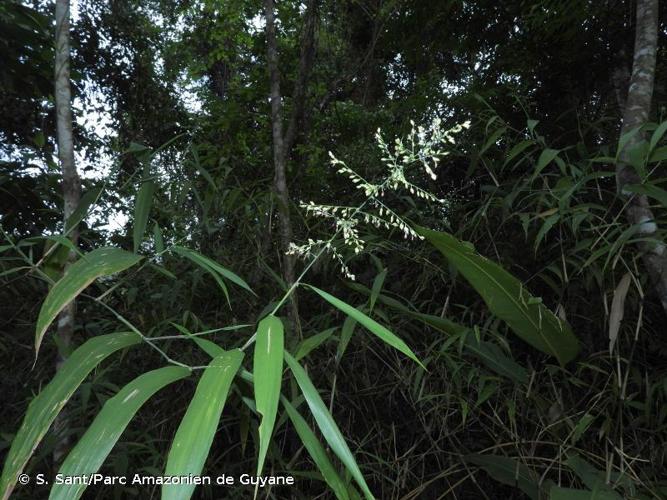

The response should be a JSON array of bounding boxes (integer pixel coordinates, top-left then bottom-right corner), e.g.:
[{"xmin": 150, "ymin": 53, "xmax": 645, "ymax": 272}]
[
  {"xmin": 284, "ymin": 352, "xmax": 374, "ymax": 500},
  {"xmin": 533, "ymin": 148, "xmax": 560, "ymax": 179},
  {"xmin": 35, "ymin": 248, "xmax": 143, "ymax": 354},
  {"xmin": 464, "ymin": 336, "xmax": 529, "ymax": 384},
  {"xmin": 296, "ymin": 327, "xmax": 336, "ymax": 361},
  {"xmin": 0, "ymin": 332, "xmax": 140, "ymax": 500},
  {"xmin": 163, "ymin": 349, "xmax": 243, "ymax": 500},
  {"xmin": 347, "ymin": 282, "xmax": 528, "ymax": 382},
  {"xmin": 608, "ymin": 273, "xmax": 632, "ymax": 353},
  {"xmin": 49, "ymin": 366, "xmax": 189, "ymax": 500},
  {"xmin": 65, "ymin": 186, "xmax": 103, "ymax": 233},
  {"xmin": 253, "ymin": 315, "xmax": 284, "ymax": 476},
  {"xmin": 625, "ymin": 183, "xmax": 667, "ymax": 209},
  {"xmin": 417, "ymin": 227, "xmax": 579, "ymax": 364},
  {"xmin": 649, "ymin": 121, "xmax": 667, "ymax": 151},
  {"xmin": 369, "ymin": 268, "xmax": 387, "ymax": 312},
  {"xmin": 565, "ymin": 454, "xmax": 623, "ymax": 499},
  {"xmin": 281, "ymin": 397, "xmax": 349, "ymax": 500},
  {"xmin": 336, "ymin": 316, "xmax": 357, "ymax": 361},
  {"xmin": 306, "ymin": 285, "xmax": 425, "ymax": 369},
  {"xmin": 133, "ymin": 180, "xmax": 156, "ymax": 254},
  {"xmin": 172, "ymin": 246, "xmax": 255, "ymax": 299}
]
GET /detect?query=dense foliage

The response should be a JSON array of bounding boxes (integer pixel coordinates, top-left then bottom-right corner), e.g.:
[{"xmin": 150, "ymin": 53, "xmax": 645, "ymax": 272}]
[{"xmin": 1, "ymin": 0, "xmax": 667, "ymax": 498}]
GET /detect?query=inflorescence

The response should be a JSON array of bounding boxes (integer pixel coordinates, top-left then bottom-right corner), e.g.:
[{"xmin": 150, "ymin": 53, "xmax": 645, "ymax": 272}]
[{"xmin": 287, "ymin": 118, "xmax": 470, "ymax": 280}]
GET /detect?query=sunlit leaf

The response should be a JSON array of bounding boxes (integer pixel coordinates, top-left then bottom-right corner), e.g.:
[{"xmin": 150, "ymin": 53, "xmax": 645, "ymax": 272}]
[
  {"xmin": 254, "ymin": 315, "xmax": 284, "ymax": 476},
  {"xmin": 163, "ymin": 349, "xmax": 243, "ymax": 500},
  {"xmin": 50, "ymin": 366, "xmax": 189, "ymax": 500},
  {"xmin": 0, "ymin": 332, "xmax": 141, "ymax": 500},
  {"xmin": 35, "ymin": 248, "xmax": 142, "ymax": 355}
]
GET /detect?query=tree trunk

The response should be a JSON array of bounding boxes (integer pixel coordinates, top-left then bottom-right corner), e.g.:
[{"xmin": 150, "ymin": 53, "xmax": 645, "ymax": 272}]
[
  {"xmin": 53, "ymin": 0, "xmax": 81, "ymax": 463},
  {"xmin": 264, "ymin": 0, "xmax": 318, "ymax": 333},
  {"xmin": 616, "ymin": 0, "xmax": 667, "ymax": 313}
]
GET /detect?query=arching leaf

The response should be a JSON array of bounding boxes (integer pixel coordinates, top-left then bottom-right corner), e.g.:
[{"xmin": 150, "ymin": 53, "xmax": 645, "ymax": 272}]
[
  {"xmin": 0, "ymin": 332, "xmax": 141, "ymax": 500},
  {"xmin": 417, "ymin": 226, "xmax": 579, "ymax": 364},
  {"xmin": 35, "ymin": 248, "xmax": 142, "ymax": 354},
  {"xmin": 49, "ymin": 366, "xmax": 190, "ymax": 500},
  {"xmin": 162, "ymin": 349, "xmax": 243, "ymax": 500}
]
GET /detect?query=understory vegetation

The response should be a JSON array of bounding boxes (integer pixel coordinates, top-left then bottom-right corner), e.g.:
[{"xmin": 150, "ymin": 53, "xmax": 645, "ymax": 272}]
[{"xmin": 1, "ymin": 0, "xmax": 667, "ymax": 499}]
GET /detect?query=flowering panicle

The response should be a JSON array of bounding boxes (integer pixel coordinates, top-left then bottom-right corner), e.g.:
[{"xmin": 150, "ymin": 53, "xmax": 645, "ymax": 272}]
[{"xmin": 288, "ymin": 117, "xmax": 470, "ymax": 279}]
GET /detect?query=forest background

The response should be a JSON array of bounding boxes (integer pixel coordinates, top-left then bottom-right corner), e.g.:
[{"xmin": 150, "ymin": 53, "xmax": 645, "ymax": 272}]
[{"xmin": 1, "ymin": 0, "xmax": 667, "ymax": 498}]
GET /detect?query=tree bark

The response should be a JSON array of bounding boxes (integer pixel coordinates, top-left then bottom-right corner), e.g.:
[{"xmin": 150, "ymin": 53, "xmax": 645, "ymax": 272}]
[
  {"xmin": 616, "ymin": 0, "xmax": 667, "ymax": 313},
  {"xmin": 264, "ymin": 0, "xmax": 318, "ymax": 333},
  {"xmin": 53, "ymin": 0, "xmax": 81, "ymax": 463}
]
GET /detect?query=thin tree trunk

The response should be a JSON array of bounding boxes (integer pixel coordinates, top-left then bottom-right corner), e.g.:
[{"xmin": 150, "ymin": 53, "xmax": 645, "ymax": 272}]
[
  {"xmin": 53, "ymin": 0, "xmax": 81, "ymax": 463},
  {"xmin": 616, "ymin": 0, "xmax": 667, "ymax": 313},
  {"xmin": 264, "ymin": 0, "xmax": 318, "ymax": 333}
]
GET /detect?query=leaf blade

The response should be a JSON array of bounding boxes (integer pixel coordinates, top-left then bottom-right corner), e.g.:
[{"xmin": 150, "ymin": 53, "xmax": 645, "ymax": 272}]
[
  {"xmin": 253, "ymin": 315, "xmax": 284, "ymax": 476},
  {"xmin": 0, "ymin": 332, "xmax": 141, "ymax": 500},
  {"xmin": 281, "ymin": 397, "xmax": 349, "ymax": 500},
  {"xmin": 162, "ymin": 349, "xmax": 243, "ymax": 500},
  {"xmin": 417, "ymin": 226, "xmax": 579, "ymax": 364},
  {"xmin": 49, "ymin": 366, "xmax": 189, "ymax": 500},
  {"xmin": 133, "ymin": 180, "xmax": 156, "ymax": 254},
  {"xmin": 35, "ymin": 248, "xmax": 143, "ymax": 354},
  {"xmin": 284, "ymin": 352, "xmax": 374, "ymax": 500},
  {"xmin": 307, "ymin": 285, "xmax": 424, "ymax": 369}
]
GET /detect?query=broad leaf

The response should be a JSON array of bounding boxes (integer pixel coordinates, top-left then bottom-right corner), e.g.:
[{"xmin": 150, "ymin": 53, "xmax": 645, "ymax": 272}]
[
  {"xmin": 35, "ymin": 248, "xmax": 143, "ymax": 354},
  {"xmin": 284, "ymin": 352, "xmax": 374, "ymax": 500},
  {"xmin": 163, "ymin": 349, "xmax": 243, "ymax": 500},
  {"xmin": 49, "ymin": 366, "xmax": 189, "ymax": 500},
  {"xmin": 253, "ymin": 315, "xmax": 284, "ymax": 476},
  {"xmin": 417, "ymin": 227, "xmax": 579, "ymax": 364},
  {"xmin": 0, "ymin": 332, "xmax": 140, "ymax": 500},
  {"xmin": 307, "ymin": 285, "xmax": 425, "ymax": 369}
]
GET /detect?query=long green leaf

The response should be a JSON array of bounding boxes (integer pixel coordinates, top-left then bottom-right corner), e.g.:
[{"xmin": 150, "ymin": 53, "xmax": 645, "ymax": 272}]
[
  {"xmin": 254, "ymin": 315, "xmax": 284, "ymax": 476},
  {"xmin": 565, "ymin": 455, "xmax": 623, "ymax": 500},
  {"xmin": 284, "ymin": 352, "xmax": 374, "ymax": 500},
  {"xmin": 625, "ymin": 183, "xmax": 667, "ymax": 209},
  {"xmin": 172, "ymin": 246, "xmax": 255, "ymax": 298},
  {"xmin": 35, "ymin": 248, "xmax": 143, "ymax": 354},
  {"xmin": 533, "ymin": 148, "xmax": 560, "ymax": 179},
  {"xmin": 417, "ymin": 226, "xmax": 579, "ymax": 364},
  {"xmin": 163, "ymin": 349, "xmax": 243, "ymax": 500},
  {"xmin": 133, "ymin": 180, "xmax": 156, "ymax": 253},
  {"xmin": 65, "ymin": 186, "xmax": 103, "ymax": 233},
  {"xmin": 49, "ymin": 366, "xmax": 189, "ymax": 500},
  {"xmin": 281, "ymin": 397, "xmax": 349, "ymax": 500},
  {"xmin": 296, "ymin": 328, "xmax": 336, "ymax": 361},
  {"xmin": 307, "ymin": 285, "xmax": 425, "ymax": 369},
  {"xmin": 0, "ymin": 332, "xmax": 140, "ymax": 500},
  {"xmin": 347, "ymin": 282, "xmax": 527, "ymax": 382}
]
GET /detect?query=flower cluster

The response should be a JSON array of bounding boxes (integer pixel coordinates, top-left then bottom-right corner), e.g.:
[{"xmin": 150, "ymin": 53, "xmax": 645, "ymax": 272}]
[{"xmin": 287, "ymin": 118, "xmax": 470, "ymax": 279}]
